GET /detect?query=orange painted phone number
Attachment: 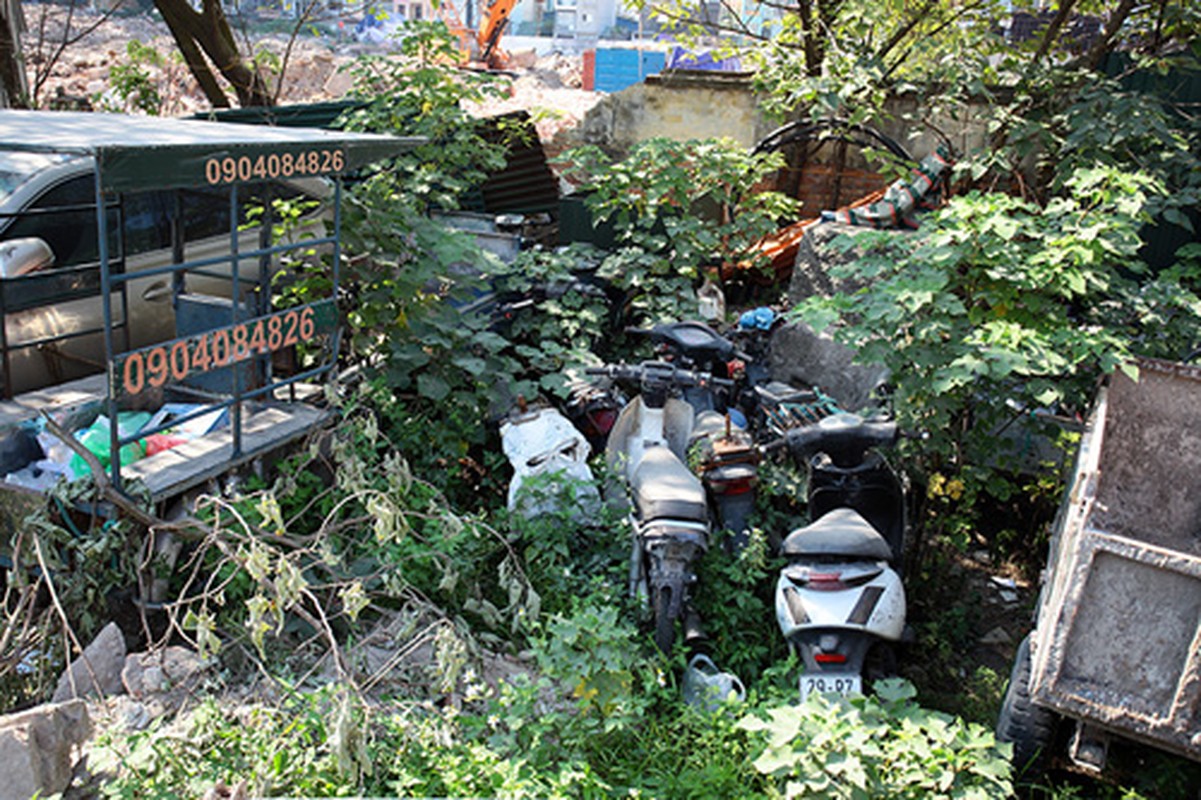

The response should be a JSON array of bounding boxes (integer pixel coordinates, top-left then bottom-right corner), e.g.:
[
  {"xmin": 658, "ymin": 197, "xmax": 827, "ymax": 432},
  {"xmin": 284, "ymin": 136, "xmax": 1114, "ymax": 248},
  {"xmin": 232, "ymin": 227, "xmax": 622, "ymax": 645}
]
[
  {"xmin": 121, "ymin": 306, "xmax": 316, "ymax": 396},
  {"xmin": 204, "ymin": 149, "xmax": 345, "ymax": 185}
]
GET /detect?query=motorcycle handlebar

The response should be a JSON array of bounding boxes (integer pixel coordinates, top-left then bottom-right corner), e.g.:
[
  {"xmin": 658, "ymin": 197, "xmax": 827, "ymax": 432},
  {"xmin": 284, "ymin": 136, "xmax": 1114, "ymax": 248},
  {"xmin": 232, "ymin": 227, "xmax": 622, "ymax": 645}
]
[
  {"xmin": 783, "ymin": 414, "xmax": 900, "ymax": 463},
  {"xmin": 757, "ymin": 418, "xmax": 925, "ymax": 462},
  {"xmin": 585, "ymin": 362, "xmax": 734, "ymax": 390}
]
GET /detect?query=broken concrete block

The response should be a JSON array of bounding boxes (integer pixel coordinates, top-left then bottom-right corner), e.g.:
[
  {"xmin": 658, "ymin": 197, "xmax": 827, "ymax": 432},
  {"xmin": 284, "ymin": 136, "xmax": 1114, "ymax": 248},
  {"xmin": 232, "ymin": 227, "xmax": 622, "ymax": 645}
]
[
  {"xmin": 768, "ymin": 321, "xmax": 889, "ymax": 413},
  {"xmin": 122, "ymin": 646, "xmax": 206, "ymax": 699},
  {"xmin": 322, "ymin": 69, "xmax": 354, "ymax": 98},
  {"xmin": 51, "ymin": 621, "xmax": 127, "ymax": 703},
  {"xmin": 0, "ymin": 699, "xmax": 91, "ymax": 800},
  {"xmin": 508, "ymin": 49, "xmax": 539, "ymax": 70},
  {"xmin": 979, "ymin": 626, "xmax": 1013, "ymax": 646}
]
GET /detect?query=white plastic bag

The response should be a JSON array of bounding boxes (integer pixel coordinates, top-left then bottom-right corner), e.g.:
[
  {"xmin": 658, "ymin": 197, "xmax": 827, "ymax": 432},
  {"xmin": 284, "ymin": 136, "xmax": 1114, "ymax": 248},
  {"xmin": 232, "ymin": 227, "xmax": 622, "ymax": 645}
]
[{"xmin": 501, "ymin": 406, "xmax": 601, "ymax": 522}]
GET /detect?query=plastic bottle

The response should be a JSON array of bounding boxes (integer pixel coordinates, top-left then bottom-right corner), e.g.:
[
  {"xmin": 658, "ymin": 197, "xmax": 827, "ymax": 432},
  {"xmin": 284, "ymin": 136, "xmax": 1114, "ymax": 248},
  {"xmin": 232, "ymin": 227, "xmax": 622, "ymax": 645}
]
[{"xmin": 697, "ymin": 269, "xmax": 726, "ymax": 322}]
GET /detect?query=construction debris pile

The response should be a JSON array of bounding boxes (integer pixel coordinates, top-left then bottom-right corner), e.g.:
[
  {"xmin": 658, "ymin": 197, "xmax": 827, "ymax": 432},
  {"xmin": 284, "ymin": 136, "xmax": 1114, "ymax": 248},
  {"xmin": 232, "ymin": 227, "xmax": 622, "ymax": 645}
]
[{"xmin": 27, "ymin": 5, "xmax": 602, "ymax": 143}]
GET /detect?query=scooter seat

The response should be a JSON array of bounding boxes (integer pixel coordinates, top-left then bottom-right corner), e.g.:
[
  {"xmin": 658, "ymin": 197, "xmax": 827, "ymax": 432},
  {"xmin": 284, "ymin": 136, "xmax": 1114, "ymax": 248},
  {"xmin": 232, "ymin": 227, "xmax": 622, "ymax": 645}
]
[
  {"xmin": 781, "ymin": 507, "xmax": 894, "ymax": 561},
  {"xmin": 631, "ymin": 447, "xmax": 709, "ymax": 523}
]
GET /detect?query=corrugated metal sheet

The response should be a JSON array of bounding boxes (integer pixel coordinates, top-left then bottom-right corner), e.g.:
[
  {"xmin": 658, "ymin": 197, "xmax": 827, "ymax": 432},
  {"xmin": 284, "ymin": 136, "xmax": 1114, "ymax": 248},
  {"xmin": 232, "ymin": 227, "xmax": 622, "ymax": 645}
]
[
  {"xmin": 193, "ymin": 100, "xmax": 366, "ymax": 129},
  {"xmin": 463, "ymin": 111, "xmax": 560, "ymax": 215},
  {"xmin": 1101, "ymin": 53, "xmax": 1201, "ymax": 271}
]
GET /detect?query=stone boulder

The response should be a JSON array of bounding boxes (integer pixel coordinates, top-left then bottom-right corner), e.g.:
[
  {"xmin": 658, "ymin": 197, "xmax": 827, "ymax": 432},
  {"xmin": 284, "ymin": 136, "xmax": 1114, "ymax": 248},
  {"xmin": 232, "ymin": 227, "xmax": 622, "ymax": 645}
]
[
  {"xmin": 777, "ymin": 221, "xmax": 917, "ymax": 410},
  {"xmin": 787, "ymin": 220, "xmax": 917, "ymax": 305},
  {"xmin": 768, "ymin": 322, "xmax": 890, "ymax": 413},
  {"xmin": 51, "ymin": 621, "xmax": 126, "ymax": 703},
  {"xmin": 0, "ymin": 699, "xmax": 91, "ymax": 800},
  {"xmin": 121, "ymin": 646, "xmax": 207, "ymax": 700}
]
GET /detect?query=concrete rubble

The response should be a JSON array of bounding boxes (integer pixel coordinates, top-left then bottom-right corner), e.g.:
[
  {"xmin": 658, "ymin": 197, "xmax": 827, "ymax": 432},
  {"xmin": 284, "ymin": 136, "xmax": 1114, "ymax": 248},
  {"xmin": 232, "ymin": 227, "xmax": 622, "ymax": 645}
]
[
  {"xmin": 51, "ymin": 621, "xmax": 127, "ymax": 703},
  {"xmin": 121, "ymin": 645, "xmax": 207, "ymax": 699},
  {"xmin": 27, "ymin": 5, "xmax": 602, "ymax": 146},
  {"xmin": 7, "ymin": 615, "xmax": 209, "ymax": 793},
  {"xmin": 0, "ymin": 699, "xmax": 91, "ymax": 800}
]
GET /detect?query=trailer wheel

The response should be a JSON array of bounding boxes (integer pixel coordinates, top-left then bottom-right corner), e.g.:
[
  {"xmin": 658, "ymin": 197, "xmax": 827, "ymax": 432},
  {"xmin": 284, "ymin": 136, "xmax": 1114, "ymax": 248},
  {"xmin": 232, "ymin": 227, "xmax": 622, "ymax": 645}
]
[{"xmin": 997, "ymin": 633, "xmax": 1057, "ymax": 779}]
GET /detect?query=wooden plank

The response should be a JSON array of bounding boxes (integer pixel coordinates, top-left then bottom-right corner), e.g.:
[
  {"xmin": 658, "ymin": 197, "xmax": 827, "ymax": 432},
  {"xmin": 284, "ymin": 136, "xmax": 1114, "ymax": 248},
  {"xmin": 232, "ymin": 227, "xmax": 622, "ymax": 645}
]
[
  {"xmin": 0, "ymin": 374, "xmax": 108, "ymax": 429},
  {"xmin": 123, "ymin": 404, "xmax": 331, "ymax": 501}
]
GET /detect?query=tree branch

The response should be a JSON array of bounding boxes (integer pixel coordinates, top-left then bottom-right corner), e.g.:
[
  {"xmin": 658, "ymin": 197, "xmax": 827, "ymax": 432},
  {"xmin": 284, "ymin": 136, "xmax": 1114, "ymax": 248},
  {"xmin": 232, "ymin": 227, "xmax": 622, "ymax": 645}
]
[
  {"xmin": 1031, "ymin": 0, "xmax": 1079, "ymax": 64},
  {"xmin": 28, "ymin": 0, "xmax": 123, "ymax": 107},
  {"xmin": 1080, "ymin": 0, "xmax": 1138, "ymax": 71},
  {"xmin": 155, "ymin": 0, "xmax": 229, "ymax": 107}
]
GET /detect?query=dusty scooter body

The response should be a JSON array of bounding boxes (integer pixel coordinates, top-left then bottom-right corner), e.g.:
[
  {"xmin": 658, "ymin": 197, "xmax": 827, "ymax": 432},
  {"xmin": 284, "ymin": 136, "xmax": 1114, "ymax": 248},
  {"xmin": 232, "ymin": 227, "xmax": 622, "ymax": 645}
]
[
  {"xmin": 631, "ymin": 322, "xmax": 761, "ymax": 550},
  {"xmin": 591, "ymin": 360, "xmax": 726, "ymax": 652},
  {"xmin": 774, "ymin": 412, "xmax": 908, "ymax": 700}
]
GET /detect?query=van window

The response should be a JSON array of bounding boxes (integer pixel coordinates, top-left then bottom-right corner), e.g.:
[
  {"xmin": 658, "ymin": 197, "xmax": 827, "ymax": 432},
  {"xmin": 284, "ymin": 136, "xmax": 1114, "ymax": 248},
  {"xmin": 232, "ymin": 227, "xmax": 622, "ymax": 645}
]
[
  {"xmin": 1, "ymin": 175, "xmax": 108, "ymax": 267},
  {"xmin": 123, "ymin": 190, "xmax": 171, "ymax": 257},
  {"xmin": 1, "ymin": 175, "xmax": 170, "ymax": 267},
  {"xmin": 2, "ymin": 176, "xmax": 315, "ymax": 269},
  {"xmin": 181, "ymin": 182, "xmax": 314, "ymax": 243}
]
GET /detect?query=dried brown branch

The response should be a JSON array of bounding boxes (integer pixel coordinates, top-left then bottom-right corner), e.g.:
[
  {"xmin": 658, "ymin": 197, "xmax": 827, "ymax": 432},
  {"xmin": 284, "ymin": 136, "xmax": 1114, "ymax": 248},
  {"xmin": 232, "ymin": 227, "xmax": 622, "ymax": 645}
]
[
  {"xmin": 31, "ymin": 534, "xmax": 98, "ymax": 698},
  {"xmin": 28, "ymin": 0, "xmax": 125, "ymax": 106}
]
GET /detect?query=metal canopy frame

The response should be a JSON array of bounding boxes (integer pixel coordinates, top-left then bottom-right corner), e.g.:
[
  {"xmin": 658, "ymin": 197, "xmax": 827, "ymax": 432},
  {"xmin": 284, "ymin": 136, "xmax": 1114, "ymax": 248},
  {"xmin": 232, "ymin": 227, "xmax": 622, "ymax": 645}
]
[{"xmin": 0, "ymin": 110, "xmax": 418, "ymax": 497}]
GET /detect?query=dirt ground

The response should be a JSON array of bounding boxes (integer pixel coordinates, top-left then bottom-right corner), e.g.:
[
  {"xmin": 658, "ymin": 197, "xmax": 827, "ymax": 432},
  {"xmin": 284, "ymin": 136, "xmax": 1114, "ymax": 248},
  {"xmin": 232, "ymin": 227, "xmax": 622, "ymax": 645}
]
[{"xmin": 21, "ymin": 4, "xmax": 602, "ymax": 143}]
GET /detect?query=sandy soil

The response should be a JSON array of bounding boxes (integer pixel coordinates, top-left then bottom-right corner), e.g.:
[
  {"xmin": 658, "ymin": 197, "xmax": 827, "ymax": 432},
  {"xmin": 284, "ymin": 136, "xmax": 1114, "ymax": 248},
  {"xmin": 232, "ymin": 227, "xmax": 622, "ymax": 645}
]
[{"xmin": 20, "ymin": 4, "xmax": 602, "ymax": 142}]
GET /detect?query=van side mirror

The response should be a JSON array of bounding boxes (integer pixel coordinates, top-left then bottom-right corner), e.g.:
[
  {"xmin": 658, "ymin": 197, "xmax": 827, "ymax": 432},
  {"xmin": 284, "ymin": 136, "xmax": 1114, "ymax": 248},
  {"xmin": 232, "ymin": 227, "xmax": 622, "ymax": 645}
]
[{"xmin": 0, "ymin": 238, "xmax": 55, "ymax": 278}]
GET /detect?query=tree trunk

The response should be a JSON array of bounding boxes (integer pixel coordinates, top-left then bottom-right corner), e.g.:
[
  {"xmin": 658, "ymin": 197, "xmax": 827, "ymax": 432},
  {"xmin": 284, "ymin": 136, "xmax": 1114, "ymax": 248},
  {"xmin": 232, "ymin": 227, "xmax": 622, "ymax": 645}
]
[
  {"xmin": 1081, "ymin": 0, "xmax": 1138, "ymax": 71},
  {"xmin": 1031, "ymin": 0, "xmax": 1079, "ymax": 64},
  {"xmin": 153, "ymin": 0, "xmax": 272, "ymax": 108},
  {"xmin": 796, "ymin": 0, "xmax": 823, "ymax": 77},
  {"xmin": 0, "ymin": 0, "xmax": 29, "ymax": 108}
]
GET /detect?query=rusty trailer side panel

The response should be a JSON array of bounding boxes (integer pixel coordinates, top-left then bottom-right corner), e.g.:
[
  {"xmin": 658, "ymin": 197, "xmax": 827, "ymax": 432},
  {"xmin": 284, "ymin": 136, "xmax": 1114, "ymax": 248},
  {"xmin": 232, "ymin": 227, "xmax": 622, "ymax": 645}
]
[{"xmin": 1031, "ymin": 358, "xmax": 1201, "ymax": 761}]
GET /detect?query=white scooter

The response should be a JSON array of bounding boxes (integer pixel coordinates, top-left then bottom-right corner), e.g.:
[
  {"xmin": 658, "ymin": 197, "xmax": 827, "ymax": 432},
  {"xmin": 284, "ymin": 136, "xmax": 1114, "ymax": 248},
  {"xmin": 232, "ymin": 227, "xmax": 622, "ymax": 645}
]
[
  {"xmin": 773, "ymin": 412, "xmax": 909, "ymax": 700},
  {"xmin": 587, "ymin": 361, "xmax": 731, "ymax": 653}
]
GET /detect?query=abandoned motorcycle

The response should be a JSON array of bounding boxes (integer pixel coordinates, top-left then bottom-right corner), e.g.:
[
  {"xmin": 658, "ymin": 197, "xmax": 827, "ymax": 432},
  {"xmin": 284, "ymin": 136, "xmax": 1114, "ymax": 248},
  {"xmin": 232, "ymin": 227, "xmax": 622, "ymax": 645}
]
[
  {"xmin": 627, "ymin": 321, "xmax": 762, "ymax": 551},
  {"xmin": 587, "ymin": 360, "xmax": 732, "ymax": 652},
  {"xmin": 772, "ymin": 411, "xmax": 910, "ymax": 700}
]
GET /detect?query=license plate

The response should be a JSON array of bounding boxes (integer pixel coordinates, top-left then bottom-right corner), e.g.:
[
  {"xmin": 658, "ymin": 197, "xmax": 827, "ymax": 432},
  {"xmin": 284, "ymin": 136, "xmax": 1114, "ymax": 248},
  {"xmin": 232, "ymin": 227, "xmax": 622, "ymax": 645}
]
[{"xmin": 800, "ymin": 673, "xmax": 862, "ymax": 701}]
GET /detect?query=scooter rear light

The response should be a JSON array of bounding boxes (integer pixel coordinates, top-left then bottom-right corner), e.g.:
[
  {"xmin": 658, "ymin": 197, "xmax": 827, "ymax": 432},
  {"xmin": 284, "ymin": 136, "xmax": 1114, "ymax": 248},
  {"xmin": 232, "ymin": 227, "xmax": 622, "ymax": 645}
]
[
  {"xmin": 806, "ymin": 572, "xmax": 846, "ymax": 592},
  {"xmin": 587, "ymin": 408, "xmax": 618, "ymax": 437},
  {"xmin": 814, "ymin": 653, "xmax": 847, "ymax": 665},
  {"xmin": 707, "ymin": 476, "xmax": 755, "ymax": 496},
  {"xmin": 783, "ymin": 586, "xmax": 808, "ymax": 624},
  {"xmin": 847, "ymin": 585, "xmax": 885, "ymax": 625}
]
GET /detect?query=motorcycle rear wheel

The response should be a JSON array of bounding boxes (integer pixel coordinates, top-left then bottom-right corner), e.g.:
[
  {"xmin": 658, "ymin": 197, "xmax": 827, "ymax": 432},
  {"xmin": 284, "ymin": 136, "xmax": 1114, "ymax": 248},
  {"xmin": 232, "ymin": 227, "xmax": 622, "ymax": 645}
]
[{"xmin": 653, "ymin": 584, "xmax": 676, "ymax": 653}]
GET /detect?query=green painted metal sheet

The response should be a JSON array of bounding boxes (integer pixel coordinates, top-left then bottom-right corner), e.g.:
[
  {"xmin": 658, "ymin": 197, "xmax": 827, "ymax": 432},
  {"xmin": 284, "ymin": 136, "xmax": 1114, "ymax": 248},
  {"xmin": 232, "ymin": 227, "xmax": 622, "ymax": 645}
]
[
  {"xmin": 0, "ymin": 110, "xmax": 421, "ymax": 194},
  {"xmin": 192, "ymin": 100, "xmax": 367, "ymax": 130}
]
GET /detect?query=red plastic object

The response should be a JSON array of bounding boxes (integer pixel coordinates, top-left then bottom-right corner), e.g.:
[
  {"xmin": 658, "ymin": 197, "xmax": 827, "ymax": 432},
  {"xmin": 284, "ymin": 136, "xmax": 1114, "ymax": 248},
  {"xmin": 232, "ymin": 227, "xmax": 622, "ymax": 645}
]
[{"xmin": 582, "ymin": 50, "xmax": 596, "ymax": 91}]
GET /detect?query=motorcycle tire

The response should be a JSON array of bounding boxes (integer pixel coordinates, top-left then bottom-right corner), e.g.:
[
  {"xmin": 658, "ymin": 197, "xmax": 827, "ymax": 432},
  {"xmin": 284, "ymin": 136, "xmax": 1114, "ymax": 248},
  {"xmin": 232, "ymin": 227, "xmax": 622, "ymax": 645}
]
[
  {"xmin": 653, "ymin": 584, "xmax": 676, "ymax": 654},
  {"xmin": 996, "ymin": 633, "xmax": 1057, "ymax": 780}
]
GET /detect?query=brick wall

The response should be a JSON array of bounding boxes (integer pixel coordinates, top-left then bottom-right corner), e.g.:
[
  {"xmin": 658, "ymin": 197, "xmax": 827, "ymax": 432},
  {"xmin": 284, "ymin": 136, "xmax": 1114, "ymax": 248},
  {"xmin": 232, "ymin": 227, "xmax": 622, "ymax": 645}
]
[
  {"xmin": 564, "ymin": 75, "xmax": 989, "ymax": 179},
  {"xmin": 786, "ymin": 164, "xmax": 890, "ymax": 217}
]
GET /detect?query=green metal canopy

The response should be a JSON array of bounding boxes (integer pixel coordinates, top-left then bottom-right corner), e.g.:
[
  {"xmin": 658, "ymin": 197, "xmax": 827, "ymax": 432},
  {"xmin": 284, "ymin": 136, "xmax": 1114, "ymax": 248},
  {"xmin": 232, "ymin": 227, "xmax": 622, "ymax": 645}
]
[{"xmin": 0, "ymin": 109, "xmax": 420, "ymax": 194}]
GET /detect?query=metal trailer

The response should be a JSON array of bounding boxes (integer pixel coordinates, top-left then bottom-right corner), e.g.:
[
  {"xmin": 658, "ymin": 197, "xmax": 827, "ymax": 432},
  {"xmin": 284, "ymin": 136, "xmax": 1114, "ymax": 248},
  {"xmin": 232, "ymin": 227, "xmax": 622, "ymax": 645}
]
[
  {"xmin": 998, "ymin": 357, "xmax": 1201, "ymax": 775},
  {"xmin": 0, "ymin": 110, "xmax": 417, "ymax": 540}
]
